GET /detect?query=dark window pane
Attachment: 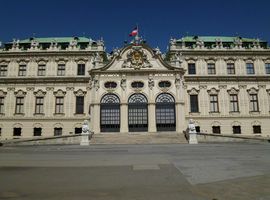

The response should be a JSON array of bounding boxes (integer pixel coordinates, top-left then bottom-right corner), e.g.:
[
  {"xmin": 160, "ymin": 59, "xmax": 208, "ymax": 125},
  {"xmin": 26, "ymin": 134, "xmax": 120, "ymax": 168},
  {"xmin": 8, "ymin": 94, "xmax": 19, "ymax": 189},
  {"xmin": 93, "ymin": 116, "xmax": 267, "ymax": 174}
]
[
  {"xmin": 188, "ymin": 63, "xmax": 196, "ymax": 74},
  {"xmin": 190, "ymin": 95, "xmax": 199, "ymax": 112}
]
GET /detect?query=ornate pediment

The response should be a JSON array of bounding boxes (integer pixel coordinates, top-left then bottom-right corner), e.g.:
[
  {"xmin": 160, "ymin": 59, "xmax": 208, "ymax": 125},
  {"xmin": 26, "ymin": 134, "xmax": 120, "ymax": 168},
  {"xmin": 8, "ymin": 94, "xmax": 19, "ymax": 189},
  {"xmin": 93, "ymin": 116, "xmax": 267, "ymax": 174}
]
[{"xmin": 122, "ymin": 46, "xmax": 152, "ymax": 70}]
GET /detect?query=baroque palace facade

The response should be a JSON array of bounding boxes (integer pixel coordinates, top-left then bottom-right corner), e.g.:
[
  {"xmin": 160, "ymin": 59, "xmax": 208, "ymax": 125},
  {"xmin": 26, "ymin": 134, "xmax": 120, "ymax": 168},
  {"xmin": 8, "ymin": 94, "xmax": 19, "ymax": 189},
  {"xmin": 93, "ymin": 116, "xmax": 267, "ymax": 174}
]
[{"xmin": 0, "ymin": 36, "xmax": 270, "ymax": 139}]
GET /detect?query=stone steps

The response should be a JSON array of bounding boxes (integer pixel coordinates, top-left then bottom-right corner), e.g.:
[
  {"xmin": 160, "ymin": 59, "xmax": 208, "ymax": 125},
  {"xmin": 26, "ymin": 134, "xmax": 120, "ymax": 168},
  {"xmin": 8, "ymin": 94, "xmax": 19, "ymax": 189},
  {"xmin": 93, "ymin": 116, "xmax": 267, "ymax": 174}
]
[{"xmin": 90, "ymin": 132, "xmax": 188, "ymax": 144}]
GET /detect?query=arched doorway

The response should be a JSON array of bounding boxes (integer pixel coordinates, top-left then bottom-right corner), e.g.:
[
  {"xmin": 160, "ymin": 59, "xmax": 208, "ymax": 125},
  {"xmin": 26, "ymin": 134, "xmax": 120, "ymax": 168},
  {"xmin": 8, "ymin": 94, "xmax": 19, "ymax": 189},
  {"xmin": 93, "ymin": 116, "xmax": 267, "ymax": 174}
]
[
  {"xmin": 100, "ymin": 94, "xmax": 120, "ymax": 132},
  {"xmin": 156, "ymin": 93, "xmax": 176, "ymax": 131},
  {"xmin": 128, "ymin": 93, "xmax": 148, "ymax": 132}
]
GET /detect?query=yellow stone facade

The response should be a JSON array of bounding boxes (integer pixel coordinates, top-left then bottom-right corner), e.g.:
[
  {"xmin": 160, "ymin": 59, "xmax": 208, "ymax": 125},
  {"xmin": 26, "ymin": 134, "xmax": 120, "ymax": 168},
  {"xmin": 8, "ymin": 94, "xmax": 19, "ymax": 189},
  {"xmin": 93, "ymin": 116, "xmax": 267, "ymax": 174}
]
[{"xmin": 0, "ymin": 36, "xmax": 269, "ymax": 139}]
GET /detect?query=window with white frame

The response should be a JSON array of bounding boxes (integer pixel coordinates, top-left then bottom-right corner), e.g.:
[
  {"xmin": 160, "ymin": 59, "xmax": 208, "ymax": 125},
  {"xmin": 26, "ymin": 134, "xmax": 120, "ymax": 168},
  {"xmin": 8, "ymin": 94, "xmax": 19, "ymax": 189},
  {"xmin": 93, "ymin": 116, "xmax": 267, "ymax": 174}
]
[
  {"xmin": 246, "ymin": 63, "xmax": 255, "ymax": 74},
  {"xmin": 0, "ymin": 97, "xmax": 4, "ymax": 114},
  {"xmin": 207, "ymin": 63, "xmax": 216, "ymax": 74},
  {"xmin": 37, "ymin": 64, "xmax": 46, "ymax": 76},
  {"xmin": 229, "ymin": 94, "xmax": 239, "ymax": 112},
  {"xmin": 265, "ymin": 63, "xmax": 270, "ymax": 74},
  {"xmin": 57, "ymin": 64, "xmax": 65, "ymax": 76},
  {"xmin": 227, "ymin": 63, "xmax": 235, "ymax": 74},
  {"xmin": 0, "ymin": 65, "xmax": 7, "ymax": 77},
  {"xmin": 18, "ymin": 65, "xmax": 27, "ymax": 76},
  {"xmin": 210, "ymin": 95, "xmax": 219, "ymax": 112}
]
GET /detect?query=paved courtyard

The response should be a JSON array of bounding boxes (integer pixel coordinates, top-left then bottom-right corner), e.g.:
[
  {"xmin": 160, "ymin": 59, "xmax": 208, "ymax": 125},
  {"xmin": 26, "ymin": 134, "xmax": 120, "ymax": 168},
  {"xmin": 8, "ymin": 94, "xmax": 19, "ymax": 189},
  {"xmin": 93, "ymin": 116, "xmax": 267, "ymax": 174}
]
[{"xmin": 0, "ymin": 143, "xmax": 270, "ymax": 200}]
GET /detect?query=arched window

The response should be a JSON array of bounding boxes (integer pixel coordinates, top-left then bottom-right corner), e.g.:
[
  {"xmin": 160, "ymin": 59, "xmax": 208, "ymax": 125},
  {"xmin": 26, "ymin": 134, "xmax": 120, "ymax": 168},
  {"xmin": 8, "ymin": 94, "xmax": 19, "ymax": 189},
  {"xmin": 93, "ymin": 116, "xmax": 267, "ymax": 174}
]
[
  {"xmin": 131, "ymin": 81, "xmax": 144, "ymax": 88},
  {"xmin": 100, "ymin": 94, "xmax": 120, "ymax": 132},
  {"xmin": 156, "ymin": 93, "xmax": 176, "ymax": 131},
  {"xmin": 128, "ymin": 93, "xmax": 148, "ymax": 132},
  {"xmin": 158, "ymin": 81, "xmax": 171, "ymax": 88},
  {"xmin": 104, "ymin": 81, "xmax": 117, "ymax": 89}
]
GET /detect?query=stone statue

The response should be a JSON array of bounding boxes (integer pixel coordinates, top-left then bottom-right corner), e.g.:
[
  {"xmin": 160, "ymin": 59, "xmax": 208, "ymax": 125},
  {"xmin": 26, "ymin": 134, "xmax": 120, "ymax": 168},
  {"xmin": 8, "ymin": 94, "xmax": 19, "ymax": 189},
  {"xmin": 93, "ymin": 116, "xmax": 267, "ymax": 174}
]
[
  {"xmin": 80, "ymin": 120, "xmax": 90, "ymax": 146},
  {"xmin": 93, "ymin": 75, "xmax": 100, "ymax": 91},
  {"xmin": 82, "ymin": 120, "xmax": 89, "ymax": 134},
  {"xmin": 175, "ymin": 73, "xmax": 181, "ymax": 88},
  {"xmin": 148, "ymin": 74, "xmax": 154, "ymax": 90},
  {"xmin": 154, "ymin": 47, "xmax": 161, "ymax": 56},
  {"xmin": 120, "ymin": 75, "xmax": 127, "ymax": 90},
  {"xmin": 188, "ymin": 119, "xmax": 198, "ymax": 144}
]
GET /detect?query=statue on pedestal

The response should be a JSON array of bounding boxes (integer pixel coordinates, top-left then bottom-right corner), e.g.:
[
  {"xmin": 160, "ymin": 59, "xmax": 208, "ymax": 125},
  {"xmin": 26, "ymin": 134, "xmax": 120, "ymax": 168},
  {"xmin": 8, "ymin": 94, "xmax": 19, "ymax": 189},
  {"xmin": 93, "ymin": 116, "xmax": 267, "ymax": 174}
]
[
  {"xmin": 188, "ymin": 119, "xmax": 198, "ymax": 144},
  {"xmin": 80, "ymin": 120, "xmax": 90, "ymax": 146}
]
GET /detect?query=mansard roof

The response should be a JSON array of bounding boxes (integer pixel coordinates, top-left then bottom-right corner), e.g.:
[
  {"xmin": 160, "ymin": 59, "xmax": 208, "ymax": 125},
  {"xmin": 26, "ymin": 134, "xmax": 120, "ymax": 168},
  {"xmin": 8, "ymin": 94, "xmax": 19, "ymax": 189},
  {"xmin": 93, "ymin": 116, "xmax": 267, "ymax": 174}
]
[
  {"xmin": 178, "ymin": 36, "xmax": 266, "ymax": 43},
  {"xmin": 6, "ymin": 37, "xmax": 91, "ymax": 44}
]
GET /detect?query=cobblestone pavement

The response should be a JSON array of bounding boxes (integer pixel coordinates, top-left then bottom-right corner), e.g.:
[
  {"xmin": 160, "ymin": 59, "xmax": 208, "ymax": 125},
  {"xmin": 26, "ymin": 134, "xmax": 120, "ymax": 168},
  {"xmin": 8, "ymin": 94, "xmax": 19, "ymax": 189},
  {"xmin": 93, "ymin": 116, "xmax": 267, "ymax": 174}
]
[{"xmin": 0, "ymin": 143, "xmax": 270, "ymax": 200}]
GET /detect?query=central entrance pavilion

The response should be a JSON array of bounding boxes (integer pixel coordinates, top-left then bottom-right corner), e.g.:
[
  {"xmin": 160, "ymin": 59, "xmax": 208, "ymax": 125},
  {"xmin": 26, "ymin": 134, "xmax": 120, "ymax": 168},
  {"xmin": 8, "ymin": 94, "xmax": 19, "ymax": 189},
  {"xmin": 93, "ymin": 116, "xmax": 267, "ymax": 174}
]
[{"xmin": 89, "ymin": 42, "xmax": 186, "ymax": 134}]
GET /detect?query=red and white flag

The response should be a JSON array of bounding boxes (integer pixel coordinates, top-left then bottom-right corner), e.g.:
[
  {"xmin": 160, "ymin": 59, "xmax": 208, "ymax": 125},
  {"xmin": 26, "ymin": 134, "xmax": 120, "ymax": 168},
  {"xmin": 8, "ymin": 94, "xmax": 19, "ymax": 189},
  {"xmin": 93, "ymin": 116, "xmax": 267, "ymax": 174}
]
[{"xmin": 129, "ymin": 26, "xmax": 138, "ymax": 37}]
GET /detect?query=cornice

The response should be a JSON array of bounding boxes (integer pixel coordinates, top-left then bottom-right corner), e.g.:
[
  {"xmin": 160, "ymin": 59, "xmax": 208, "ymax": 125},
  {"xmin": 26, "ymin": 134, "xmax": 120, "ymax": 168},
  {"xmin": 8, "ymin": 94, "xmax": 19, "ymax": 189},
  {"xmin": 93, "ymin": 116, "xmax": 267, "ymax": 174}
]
[
  {"xmin": 184, "ymin": 75, "xmax": 270, "ymax": 82},
  {"xmin": 0, "ymin": 77, "xmax": 89, "ymax": 84}
]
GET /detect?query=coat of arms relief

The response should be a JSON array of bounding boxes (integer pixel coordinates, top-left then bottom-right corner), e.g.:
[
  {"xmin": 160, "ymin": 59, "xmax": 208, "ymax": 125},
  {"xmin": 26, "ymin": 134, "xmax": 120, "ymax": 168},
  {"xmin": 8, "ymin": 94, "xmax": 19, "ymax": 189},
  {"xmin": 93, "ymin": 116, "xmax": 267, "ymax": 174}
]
[{"xmin": 122, "ymin": 46, "xmax": 152, "ymax": 70}]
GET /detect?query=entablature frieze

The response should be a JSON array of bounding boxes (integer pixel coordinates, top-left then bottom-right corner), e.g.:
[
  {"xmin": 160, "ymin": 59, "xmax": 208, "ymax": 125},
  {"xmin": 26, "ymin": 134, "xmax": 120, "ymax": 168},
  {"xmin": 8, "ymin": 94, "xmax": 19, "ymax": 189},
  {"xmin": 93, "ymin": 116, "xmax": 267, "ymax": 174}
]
[{"xmin": 184, "ymin": 76, "xmax": 270, "ymax": 82}]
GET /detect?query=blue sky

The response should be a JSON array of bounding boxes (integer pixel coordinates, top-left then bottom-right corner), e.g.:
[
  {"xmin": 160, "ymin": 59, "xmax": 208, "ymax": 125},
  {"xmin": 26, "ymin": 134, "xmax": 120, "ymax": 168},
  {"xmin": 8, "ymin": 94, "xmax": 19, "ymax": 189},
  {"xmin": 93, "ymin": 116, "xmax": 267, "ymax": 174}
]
[{"xmin": 0, "ymin": 0, "xmax": 269, "ymax": 51}]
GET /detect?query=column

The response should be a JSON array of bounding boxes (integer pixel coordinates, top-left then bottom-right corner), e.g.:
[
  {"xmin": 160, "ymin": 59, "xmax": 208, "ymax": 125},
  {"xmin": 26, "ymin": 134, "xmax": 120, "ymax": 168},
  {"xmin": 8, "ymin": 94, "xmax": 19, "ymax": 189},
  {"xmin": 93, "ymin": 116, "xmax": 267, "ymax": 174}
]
[
  {"xmin": 148, "ymin": 103, "xmax": 156, "ymax": 133},
  {"xmin": 120, "ymin": 103, "xmax": 128, "ymax": 133},
  {"xmin": 92, "ymin": 104, "xmax": 100, "ymax": 133}
]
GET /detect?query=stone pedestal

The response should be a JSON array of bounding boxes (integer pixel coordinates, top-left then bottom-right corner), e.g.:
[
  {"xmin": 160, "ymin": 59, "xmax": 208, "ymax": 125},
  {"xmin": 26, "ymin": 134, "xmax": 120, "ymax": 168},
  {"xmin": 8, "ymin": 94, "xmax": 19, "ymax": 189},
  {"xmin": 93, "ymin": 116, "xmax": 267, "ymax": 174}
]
[
  {"xmin": 80, "ymin": 132, "xmax": 90, "ymax": 146},
  {"xmin": 189, "ymin": 133, "xmax": 198, "ymax": 144}
]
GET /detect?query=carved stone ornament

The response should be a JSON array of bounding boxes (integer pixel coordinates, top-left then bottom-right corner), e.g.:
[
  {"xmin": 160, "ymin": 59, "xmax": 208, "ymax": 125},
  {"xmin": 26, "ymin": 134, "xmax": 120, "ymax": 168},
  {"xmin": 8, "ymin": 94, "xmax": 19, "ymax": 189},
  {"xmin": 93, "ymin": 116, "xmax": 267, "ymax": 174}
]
[
  {"xmin": 74, "ymin": 89, "xmax": 86, "ymax": 96},
  {"xmin": 93, "ymin": 75, "xmax": 100, "ymax": 91},
  {"xmin": 34, "ymin": 89, "xmax": 46, "ymax": 97},
  {"xmin": 175, "ymin": 74, "xmax": 181, "ymax": 89},
  {"xmin": 0, "ymin": 90, "xmax": 7, "ymax": 96},
  {"xmin": 53, "ymin": 89, "xmax": 66, "ymax": 97},
  {"xmin": 14, "ymin": 90, "xmax": 26, "ymax": 97},
  {"xmin": 122, "ymin": 46, "xmax": 152, "ymax": 70},
  {"xmin": 148, "ymin": 74, "xmax": 155, "ymax": 90},
  {"xmin": 120, "ymin": 74, "xmax": 127, "ymax": 91}
]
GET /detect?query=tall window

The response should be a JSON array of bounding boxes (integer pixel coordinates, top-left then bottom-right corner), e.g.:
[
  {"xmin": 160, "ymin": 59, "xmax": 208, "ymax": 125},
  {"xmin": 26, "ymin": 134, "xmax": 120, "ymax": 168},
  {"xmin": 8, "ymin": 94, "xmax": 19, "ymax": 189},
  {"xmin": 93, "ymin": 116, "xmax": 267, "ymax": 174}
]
[
  {"xmin": 188, "ymin": 63, "xmax": 196, "ymax": 74},
  {"xmin": 35, "ymin": 97, "xmax": 44, "ymax": 114},
  {"xmin": 54, "ymin": 128, "xmax": 62, "ymax": 136},
  {"xmin": 0, "ymin": 65, "xmax": 7, "ymax": 77},
  {"xmin": 210, "ymin": 95, "xmax": 219, "ymax": 112},
  {"xmin": 77, "ymin": 64, "xmax": 85, "ymax": 75},
  {"xmin": 246, "ymin": 63, "xmax": 255, "ymax": 74},
  {"xmin": 75, "ymin": 96, "xmax": 84, "ymax": 114},
  {"xmin": 227, "ymin": 63, "xmax": 235, "ymax": 74},
  {"xmin": 75, "ymin": 128, "xmax": 82, "ymax": 134},
  {"xmin": 0, "ymin": 127, "xmax": 1, "ymax": 136},
  {"xmin": 18, "ymin": 65, "xmax": 27, "ymax": 76},
  {"xmin": 0, "ymin": 97, "xmax": 4, "ymax": 114},
  {"xmin": 250, "ymin": 94, "xmax": 259, "ymax": 112},
  {"xmin": 55, "ymin": 97, "xmax": 64, "ymax": 114},
  {"xmin": 265, "ymin": 63, "xmax": 270, "ymax": 74},
  {"xmin": 15, "ymin": 97, "xmax": 24, "ymax": 114},
  {"xmin": 230, "ymin": 94, "xmax": 239, "ymax": 112},
  {"xmin": 57, "ymin": 64, "xmax": 65, "ymax": 76},
  {"xmin": 190, "ymin": 95, "xmax": 199, "ymax": 112},
  {"xmin": 233, "ymin": 126, "xmax": 241, "ymax": 134},
  {"xmin": 207, "ymin": 63, "xmax": 216, "ymax": 74},
  {"xmin": 37, "ymin": 64, "xmax": 46, "ymax": 76}
]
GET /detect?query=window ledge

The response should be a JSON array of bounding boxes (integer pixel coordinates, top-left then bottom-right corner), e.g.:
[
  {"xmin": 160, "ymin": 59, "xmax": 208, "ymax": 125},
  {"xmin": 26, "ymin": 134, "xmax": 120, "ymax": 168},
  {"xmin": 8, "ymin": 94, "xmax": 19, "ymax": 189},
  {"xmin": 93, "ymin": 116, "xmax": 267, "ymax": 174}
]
[
  {"xmin": 189, "ymin": 112, "xmax": 200, "ymax": 116},
  {"xmin": 0, "ymin": 113, "xmax": 5, "ymax": 116},
  {"xmin": 14, "ymin": 113, "xmax": 25, "ymax": 116},
  {"xmin": 249, "ymin": 111, "xmax": 260, "ymax": 115},
  {"xmin": 74, "ymin": 113, "xmax": 86, "ymax": 116},
  {"xmin": 53, "ymin": 113, "xmax": 65, "ymax": 116},
  {"xmin": 34, "ymin": 113, "xmax": 45, "ymax": 116}
]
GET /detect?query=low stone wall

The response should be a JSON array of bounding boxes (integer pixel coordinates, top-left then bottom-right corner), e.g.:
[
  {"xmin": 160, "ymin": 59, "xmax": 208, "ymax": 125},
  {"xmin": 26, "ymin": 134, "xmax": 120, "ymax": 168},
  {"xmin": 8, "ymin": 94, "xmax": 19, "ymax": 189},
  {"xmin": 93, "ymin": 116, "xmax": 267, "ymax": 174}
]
[
  {"xmin": 0, "ymin": 134, "xmax": 92, "ymax": 146},
  {"xmin": 197, "ymin": 133, "xmax": 270, "ymax": 143}
]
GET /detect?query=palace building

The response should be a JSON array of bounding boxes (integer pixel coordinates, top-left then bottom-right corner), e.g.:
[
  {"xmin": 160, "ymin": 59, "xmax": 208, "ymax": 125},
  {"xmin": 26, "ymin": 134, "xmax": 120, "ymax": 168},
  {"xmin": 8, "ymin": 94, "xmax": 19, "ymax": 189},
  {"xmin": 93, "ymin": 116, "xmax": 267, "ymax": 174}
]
[{"xmin": 0, "ymin": 35, "xmax": 270, "ymax": 139}]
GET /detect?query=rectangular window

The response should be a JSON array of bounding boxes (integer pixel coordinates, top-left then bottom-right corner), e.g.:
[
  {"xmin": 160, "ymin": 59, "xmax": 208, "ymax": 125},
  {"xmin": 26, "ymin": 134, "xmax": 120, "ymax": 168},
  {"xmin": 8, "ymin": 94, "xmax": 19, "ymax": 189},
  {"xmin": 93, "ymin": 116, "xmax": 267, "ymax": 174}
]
[
  {"xmin": 227, "ymin": 63, "xmax": 235, "ymax": 74},
  {"xmin": 190, "ymin": 95, "xmax": 199, "ymax": 112},
  {"xmin": 77, "ymin": 64, "xmax": 85, "ymax": 75},
  {"xmin": 0, "ymin": 65, "xmax": 7, "ymax": 77},
  {"xmin": 188, "ymin": 63, "xmax": 196, "ymax": 74},
  {"xmin": 212, "ymin": 126, "xmax": 221, "ymax": 134},
  {"xmin": 35, "ymin": 97, "xmax": 44, "ymax": 114},
  {"xmin": 76, "ymin": 96, "xmax": 84, "ymax": 114},
  {"xmin": 246, "ymin": 63, "xmax": 255, "ymax": 74},
  {"xmin": 13, "ymin": 128, "xmax": 22, "ymax": 136},
  {"xmin": 0, "ymin": 97, "xmax": 4, "ymax": 114},
  {"xmin": 250, "ymin": 94, "xmax": 259, "ymax": 112},
  {"xmin": 75, "ymin": 128, "xmax": 82, "ymax": 134},
  {"xmin": 55, "ymin": 97, "xmax": 64, "ymax": 114},
  {"xmin": 18, "ymin": 65, "xmax": 27, "ymax": 76},
  {"xmin": 33, "ymin": 128, "xmax": 42, "ymax": 136},
  {"xmin": 265, "ymin": 63, "xmax": 270, "ymax": 74},
  {"xmin": 37, "ymin": 64, "xmax": 46, "ymax": 76},
  {"xmin": 54, "ymin": 128, "xmax": 62, "ymax": 136},
  {"xmin": 195, "ymin": 126, "xmax": 200, "ymax": 133},
  {"xmin": 57, "ymin": 64, "xmax": 65, "ymax": 76},
  {"xmin": 230, "ymin": 94, "xmax": 239, "ymax": 112},
  {"xmin": 233, "ymin": 126, "xmax": 241, "ymax": 134},
  {"xmin": 15, "ymin": 97, "xmax": 24, "ymax": 114},
  {"xmin": 210, "ymin": 95, "xmax": 219, "ymax": 112},
  {"xmin": 253, "ymin": 125, "xmax": 261, "ymax": 134},
  {"xmin": 0, "ymin": 128, "xmax": 2, "ymax": 136},
  {"xmin": 207, "ymin": 63, "xmax": 216, "ymax": 74}
]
